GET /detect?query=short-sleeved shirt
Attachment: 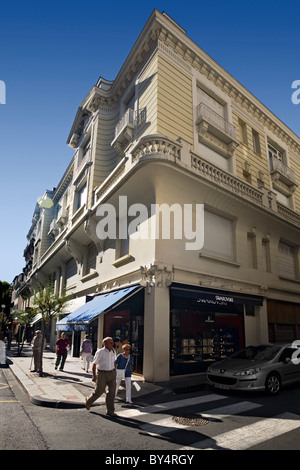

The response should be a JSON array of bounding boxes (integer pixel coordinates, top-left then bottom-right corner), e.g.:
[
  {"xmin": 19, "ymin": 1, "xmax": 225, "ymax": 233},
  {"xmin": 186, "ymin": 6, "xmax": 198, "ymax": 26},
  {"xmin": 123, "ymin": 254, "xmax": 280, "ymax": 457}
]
[
  {"xmin": 93, "ymin": 347, "xmax": 116, "ymax": 371},
  {"xmin": 56, "ymin": 337, "xmax": 70, "ymax": 354}
]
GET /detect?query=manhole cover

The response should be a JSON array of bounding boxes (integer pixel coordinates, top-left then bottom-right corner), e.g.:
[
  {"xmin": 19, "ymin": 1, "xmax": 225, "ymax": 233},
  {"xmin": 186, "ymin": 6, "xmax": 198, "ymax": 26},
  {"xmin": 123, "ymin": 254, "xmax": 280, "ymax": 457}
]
[{"xmin": 172, "ymin": 414, "xmax": 209, "ymax": 426}]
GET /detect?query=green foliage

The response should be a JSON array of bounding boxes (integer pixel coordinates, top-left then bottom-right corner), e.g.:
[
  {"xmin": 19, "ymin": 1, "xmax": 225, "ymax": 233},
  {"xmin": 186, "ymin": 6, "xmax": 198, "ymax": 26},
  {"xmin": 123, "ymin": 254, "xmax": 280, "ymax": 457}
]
[{"xmin": 32, "ymin": 277, "xmax": 72, "ymax": 326}]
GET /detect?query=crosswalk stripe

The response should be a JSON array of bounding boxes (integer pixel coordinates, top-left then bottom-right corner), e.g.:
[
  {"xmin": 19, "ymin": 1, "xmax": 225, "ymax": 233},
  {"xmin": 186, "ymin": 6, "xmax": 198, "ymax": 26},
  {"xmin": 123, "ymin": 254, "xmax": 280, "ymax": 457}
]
[
  {"xmin": 140, "ymin": 401, "xmax": 262, "ymax": 435},
  {"xmin": 117, "ymin": 393, "xmax": 227, "ymax": 418},
  {"xmin": 201, "ymin": 401, "xmax": 262, "ymax": 420},
  {"xmin": 180, "ymin": 412, "xmax": 300, "ymax": 450}
]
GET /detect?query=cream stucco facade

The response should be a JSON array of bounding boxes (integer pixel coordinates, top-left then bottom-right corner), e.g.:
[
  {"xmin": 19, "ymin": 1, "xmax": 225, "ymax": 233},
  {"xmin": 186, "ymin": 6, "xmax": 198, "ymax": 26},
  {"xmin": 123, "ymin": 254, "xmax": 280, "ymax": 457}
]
[{"xmin": 13, "ymin": 10, "xmax": 300, "ymax": 382}]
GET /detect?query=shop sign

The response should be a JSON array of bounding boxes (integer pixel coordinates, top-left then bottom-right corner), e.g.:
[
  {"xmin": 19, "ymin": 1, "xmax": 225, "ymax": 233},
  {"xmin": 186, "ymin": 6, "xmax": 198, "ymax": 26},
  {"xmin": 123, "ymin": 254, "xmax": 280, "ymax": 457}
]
[{"xmin": 197, "ymin": 294, "xmax": 234, "ymax": 306}]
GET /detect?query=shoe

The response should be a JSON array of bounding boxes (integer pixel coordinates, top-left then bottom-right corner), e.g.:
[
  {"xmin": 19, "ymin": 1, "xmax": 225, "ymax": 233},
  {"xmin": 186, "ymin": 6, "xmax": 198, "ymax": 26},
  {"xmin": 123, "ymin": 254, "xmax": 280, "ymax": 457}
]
[
  {"xmin": 30, "ymin": 369, "xmax": 37, "ymax": 373},
  {"xmin": 106, "ymin": 412, "xmax": 117, "ymax": 417},
  {"xmin": 126, "ymin": 400, "xmax": 133, "ymax": 404},
  {"xmin": 59, "ymin": 368, "xmax": 63, "ymax": 371},
  {"xmin": 85, "ymin": 398, "xmax": 90, "ymax": 411},
  {"xmin": 55, "ymin": 366, "xmax": 58, "ymax": 370}
]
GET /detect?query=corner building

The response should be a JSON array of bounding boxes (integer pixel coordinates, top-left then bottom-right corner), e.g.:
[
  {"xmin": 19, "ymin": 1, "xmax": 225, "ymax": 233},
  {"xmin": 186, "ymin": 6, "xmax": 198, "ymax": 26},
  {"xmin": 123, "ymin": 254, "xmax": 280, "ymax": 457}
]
[{"xmin": 17, "ymin": 10, "xmax": 300, "ymax": 382}]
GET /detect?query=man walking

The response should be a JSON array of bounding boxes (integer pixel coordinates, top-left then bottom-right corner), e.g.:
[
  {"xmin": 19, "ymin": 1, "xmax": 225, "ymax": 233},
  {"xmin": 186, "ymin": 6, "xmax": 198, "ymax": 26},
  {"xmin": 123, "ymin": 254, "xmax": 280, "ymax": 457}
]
[
  {"xmin": 85, "ymin": 337, "xmax": 117, "ymax": 416},
  {"xmin": 55, "ymin": 332, "xmax": 70, "ymax": 371}
]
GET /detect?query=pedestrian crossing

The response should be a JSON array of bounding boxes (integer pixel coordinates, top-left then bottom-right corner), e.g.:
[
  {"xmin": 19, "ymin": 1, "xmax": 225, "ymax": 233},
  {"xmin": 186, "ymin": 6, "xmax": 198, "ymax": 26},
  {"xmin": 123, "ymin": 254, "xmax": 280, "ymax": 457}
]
[{"xmin": 115, "ymin": 392, "xmax": 300, "ymax": 450}]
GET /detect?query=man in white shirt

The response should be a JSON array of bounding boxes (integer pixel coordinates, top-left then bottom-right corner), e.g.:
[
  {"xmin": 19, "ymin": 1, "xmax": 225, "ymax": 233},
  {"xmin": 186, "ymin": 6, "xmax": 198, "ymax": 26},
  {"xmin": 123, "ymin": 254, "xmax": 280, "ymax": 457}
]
[{"xmin": 85, "ymin": 337, "xmax": 117, "ymax": 416}]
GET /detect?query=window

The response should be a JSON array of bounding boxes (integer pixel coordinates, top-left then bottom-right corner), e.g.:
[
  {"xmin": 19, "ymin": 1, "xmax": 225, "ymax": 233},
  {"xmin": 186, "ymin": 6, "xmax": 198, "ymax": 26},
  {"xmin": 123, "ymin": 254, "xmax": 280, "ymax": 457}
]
[
  {"xmin": 77, "ymin": 183, "xmax": 87, "ymax": 210},
  {"xmin": 268, "ymin": 143, "xmax": 283, "ymax": 162},
  {"xmin": 247, "ymin": 232, "xmax": 257, "ymax": 269},
  {"xmin": 202, "ymin": 210, "xmax": 234, "ymax": 261},
  {"xmin": 197, "ymin": 86, "xmax": 225, "ymax": 117},
  {"xmin": 238, "ymin": 119, "xmax": 248, "ymax": 145},
  {"xmin": 278, "ymin": 241, "xmax": 297, "ymax": 279},
  {"xmin": 252, "ymin": 130, "xmax": 261, "ymax": 155},
  {"xmin": 262, "ymin": 238, "xmax": 271, "ymax": 273}
]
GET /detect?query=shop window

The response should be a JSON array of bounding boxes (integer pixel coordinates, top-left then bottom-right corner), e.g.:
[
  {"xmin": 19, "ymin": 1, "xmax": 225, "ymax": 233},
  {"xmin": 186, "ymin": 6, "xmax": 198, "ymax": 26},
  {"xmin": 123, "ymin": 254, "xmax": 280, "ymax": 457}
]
[{"xmin": 170, "ymin": 309, "xmax": 244, "ymax": 376}]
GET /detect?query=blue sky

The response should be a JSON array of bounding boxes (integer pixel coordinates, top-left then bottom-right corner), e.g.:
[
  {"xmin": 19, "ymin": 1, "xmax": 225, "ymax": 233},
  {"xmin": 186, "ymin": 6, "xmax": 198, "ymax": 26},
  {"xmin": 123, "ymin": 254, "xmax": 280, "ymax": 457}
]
[{"xmin": 0, "ymin": 0, "xmax": 300, "ymax": 283}]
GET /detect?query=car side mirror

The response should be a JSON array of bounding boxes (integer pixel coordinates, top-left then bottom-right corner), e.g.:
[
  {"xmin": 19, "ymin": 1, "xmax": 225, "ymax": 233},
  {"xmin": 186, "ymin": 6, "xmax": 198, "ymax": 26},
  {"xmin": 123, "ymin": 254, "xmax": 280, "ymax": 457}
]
[{"xmin": 284, "ymin": 357, "xmax": 291, "ymax": 364}]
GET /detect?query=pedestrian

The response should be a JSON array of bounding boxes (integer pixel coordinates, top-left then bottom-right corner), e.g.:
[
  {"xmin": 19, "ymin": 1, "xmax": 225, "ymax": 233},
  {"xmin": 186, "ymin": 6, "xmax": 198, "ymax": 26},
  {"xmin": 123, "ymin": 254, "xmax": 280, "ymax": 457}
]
[
  {"xmin": 115, "ymin": 343, "xmax": 133, "ymax": 404},
  {"xmin": 55, "ymin": 332, "xmax": 70, "ymax": 371},
  {"xmin": 80, "ymin": 335, "xmax": 93, "ymax": 372},
  {"xmin": 114, "ymin": 337, "xmax": 122, "ymax": 355},
  {"xmin": 31, "ymin": 330, "xmax": 42, "ymax": 372},
  {"xmin": 85, "ymin": 337, "xmax": 117, "ymax": 416}
]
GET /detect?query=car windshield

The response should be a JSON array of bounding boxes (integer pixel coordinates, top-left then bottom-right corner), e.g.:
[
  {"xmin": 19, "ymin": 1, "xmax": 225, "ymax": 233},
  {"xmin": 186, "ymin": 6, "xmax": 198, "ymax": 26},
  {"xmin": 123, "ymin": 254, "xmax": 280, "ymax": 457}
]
[{"xmin": 231, "ymin": 345, "xmax": 281, "ymax": 361}]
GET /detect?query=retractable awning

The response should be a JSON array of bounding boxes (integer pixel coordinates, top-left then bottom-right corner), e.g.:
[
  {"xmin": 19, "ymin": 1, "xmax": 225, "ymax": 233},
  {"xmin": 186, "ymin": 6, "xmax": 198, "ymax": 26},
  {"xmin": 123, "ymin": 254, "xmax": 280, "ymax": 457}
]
[{"xmin": 56, "ymin": 285, "xmax": 140, "ymax": 331}]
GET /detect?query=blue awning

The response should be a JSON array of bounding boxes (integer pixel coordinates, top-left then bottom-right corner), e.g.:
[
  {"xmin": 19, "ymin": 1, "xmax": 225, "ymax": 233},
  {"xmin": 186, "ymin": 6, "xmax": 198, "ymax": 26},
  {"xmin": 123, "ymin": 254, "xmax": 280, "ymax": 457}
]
[{"xmin": 56, "ymin": 285, "xmax": 140, "ymax": 331}]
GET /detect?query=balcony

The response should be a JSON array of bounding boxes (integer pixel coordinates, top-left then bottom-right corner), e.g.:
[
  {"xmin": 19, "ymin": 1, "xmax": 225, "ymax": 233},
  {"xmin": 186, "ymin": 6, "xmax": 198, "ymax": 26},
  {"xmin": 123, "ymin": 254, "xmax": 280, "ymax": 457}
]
[
  {"xmin": 112, "ymin": 108, "xmax": 146, "ymax": 154},
  {"xmin": 48, "ymin": 219, "xmax": 59, "ymax": 237},
  {"xmin": 196, "ymin": 102, "xmax": 239, "ymax": 155},
  {"xmin": 269, "ymin": 155, "xmax": 297, "ymax": 189}
]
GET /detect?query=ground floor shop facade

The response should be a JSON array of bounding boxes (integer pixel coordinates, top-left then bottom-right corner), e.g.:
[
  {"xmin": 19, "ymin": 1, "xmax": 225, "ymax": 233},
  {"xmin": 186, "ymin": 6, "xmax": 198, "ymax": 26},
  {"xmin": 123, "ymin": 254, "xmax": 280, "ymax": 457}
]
[{"xmin": 54, "ymin": 282, "xmax": 298, "ymax": 382}]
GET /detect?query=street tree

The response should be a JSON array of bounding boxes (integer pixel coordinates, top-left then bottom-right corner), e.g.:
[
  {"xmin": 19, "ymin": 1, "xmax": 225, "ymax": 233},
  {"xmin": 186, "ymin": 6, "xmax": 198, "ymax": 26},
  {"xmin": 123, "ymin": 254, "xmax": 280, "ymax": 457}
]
[{"xmin": 31, "ymin": 277, "xmax": 72, "ymax": 376}]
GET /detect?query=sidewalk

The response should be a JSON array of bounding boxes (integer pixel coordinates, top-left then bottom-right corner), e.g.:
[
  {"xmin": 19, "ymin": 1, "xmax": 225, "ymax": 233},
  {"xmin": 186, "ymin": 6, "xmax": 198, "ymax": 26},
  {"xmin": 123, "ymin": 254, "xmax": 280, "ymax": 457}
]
[{"xmin": 4, "ymin": 342, "xmax": 163, "ymax": 408}]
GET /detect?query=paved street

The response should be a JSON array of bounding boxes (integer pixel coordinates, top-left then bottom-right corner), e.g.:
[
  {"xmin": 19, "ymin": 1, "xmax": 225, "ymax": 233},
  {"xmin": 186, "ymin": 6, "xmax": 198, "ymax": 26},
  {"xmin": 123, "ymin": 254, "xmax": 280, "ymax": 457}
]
[{"xmin": 1, "ymin": 357, "xmax": 300, "ymax": 454}]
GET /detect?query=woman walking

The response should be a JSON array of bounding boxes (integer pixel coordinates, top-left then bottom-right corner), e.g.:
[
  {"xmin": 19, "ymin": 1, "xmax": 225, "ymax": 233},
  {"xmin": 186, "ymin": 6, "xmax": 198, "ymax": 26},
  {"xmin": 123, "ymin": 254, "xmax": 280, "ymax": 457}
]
[{"xmin": 80, "ymin": 335, "xmax": 93, "ymax": 372}]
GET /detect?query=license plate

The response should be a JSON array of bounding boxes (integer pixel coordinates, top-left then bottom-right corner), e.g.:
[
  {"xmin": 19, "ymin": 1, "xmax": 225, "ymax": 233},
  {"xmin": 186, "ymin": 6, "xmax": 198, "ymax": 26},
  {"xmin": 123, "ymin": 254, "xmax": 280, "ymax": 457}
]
[{"xmin": 215, "ymin": 383, "xmax": 230, "ymax": 390}]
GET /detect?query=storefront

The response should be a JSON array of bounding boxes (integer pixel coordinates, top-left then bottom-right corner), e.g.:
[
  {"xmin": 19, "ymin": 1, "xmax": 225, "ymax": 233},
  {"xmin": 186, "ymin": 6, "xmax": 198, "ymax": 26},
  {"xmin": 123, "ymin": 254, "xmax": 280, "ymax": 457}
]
[
  {"xmin": 56, "ymin": 285, "xmax": 144, "ymax": 374},
  {"xmin": 170, "ymin": 284, "xmax": 263, "ymax": 376}
]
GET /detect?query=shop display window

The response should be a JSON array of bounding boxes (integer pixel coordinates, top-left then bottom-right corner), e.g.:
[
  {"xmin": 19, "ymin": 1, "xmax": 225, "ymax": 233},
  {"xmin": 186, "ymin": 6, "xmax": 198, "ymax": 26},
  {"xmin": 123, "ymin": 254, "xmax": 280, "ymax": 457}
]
[{"xmin": 170, "ymin": 309, "xmax": 244, "ymax": 375}]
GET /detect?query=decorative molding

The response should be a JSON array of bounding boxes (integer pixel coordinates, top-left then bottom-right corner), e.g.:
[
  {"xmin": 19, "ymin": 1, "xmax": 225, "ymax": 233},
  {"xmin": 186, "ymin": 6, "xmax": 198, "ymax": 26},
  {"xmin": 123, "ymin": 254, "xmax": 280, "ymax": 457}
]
[{"xmin": 141, "ymin": 263, "xmax": 174, "ymax": 288}]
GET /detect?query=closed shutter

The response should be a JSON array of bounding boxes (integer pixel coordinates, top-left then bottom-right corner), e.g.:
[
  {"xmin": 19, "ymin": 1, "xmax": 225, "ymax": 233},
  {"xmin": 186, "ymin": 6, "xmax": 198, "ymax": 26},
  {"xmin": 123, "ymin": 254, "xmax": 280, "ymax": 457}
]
[
  {"xmin": 66, "ymin": 258, "xmax": 77, "ymax": 287},
  {"xmin": 197, "ymin": 87, "xmax": 225, "ymax": 117},
  {"xmin": 276, "ymin": 324, "xmax": 296, "ymax": 343},
  {"xmin": 278, "ymin": 242, "xmax": 296, "ymax": 279},
  {"xmin": 203, "ymin": 211, "xmax": 234, "ymax": 261}
]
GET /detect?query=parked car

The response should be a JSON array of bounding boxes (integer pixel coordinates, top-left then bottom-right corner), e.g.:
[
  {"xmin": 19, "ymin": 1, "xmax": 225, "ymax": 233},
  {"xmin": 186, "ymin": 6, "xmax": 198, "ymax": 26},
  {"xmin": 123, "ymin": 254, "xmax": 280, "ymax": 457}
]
[{"xmin": 206, "ymin": 343, "xmax": 300, "ymax": 395}]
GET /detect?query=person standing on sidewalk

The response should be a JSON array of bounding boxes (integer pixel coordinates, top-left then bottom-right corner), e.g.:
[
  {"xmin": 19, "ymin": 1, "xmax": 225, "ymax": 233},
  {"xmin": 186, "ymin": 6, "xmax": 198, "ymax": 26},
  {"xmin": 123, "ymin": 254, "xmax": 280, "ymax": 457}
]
[
  {"xmin": 31, "ymin": 330, "xmax": 42, "ymax": 372},
  {"xmin": 55, "ymin": 332, "xmax": 70, "ymax": 371},
  {"xmin": 80, "ymin": 335, "xmax": 93, "ymax": 372},
  {"xmin": 115, "ymin": 343, "xmax": 133, "ymax": 404},
  {"xmin": 85, "ymin": 337, "xmax": 117, "ymax": 416}
]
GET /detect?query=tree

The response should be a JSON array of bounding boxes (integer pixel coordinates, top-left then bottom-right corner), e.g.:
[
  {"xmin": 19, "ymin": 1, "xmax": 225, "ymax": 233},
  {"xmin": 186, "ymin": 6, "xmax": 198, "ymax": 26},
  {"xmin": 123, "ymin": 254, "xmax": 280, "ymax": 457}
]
[
  {"xmin": 31, "ymin": 277, "xmax": 72, "ymax": 376},
  {"xmin": 13, "ymin": 308, "xmax": 37, "ymax": 355}
]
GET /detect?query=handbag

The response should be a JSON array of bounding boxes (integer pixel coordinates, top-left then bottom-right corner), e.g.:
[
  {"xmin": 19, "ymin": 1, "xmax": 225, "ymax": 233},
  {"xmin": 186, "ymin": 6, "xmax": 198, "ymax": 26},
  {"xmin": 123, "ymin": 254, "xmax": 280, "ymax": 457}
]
[{"xmin": 116, "ymin": 356, "xmax": 130, "ymax": 380}]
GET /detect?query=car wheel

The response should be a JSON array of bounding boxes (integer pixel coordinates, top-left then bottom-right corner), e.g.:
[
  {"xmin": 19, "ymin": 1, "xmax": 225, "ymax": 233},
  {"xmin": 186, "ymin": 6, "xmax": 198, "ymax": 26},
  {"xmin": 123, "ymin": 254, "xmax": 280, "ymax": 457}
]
[{"xmin": 265, "ymin": 373, "xmax": 281, "ymax": 395}]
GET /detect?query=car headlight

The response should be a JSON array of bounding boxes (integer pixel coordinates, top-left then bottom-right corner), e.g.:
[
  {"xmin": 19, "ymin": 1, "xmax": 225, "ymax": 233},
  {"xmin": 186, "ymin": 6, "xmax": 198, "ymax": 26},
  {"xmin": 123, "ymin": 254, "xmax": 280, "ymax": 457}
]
[{"xmin": 233, "ymin": 367, "xmax": 261, "ymax": 376}]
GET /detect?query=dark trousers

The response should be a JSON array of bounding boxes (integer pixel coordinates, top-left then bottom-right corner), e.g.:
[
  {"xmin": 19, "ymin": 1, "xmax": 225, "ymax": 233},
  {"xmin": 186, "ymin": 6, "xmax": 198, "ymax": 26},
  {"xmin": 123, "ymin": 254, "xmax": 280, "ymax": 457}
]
[{"xmin": 56, "ymin": 353, "xmax": 67, "ymax": 370}]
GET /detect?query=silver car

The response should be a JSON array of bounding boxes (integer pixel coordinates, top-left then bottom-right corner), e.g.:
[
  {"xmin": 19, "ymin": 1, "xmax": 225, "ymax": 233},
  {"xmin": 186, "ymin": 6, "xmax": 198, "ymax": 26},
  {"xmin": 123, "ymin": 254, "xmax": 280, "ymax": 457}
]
[{"xmin": 206, "ymin": 343, "xmax": 300, "ymax": 395}]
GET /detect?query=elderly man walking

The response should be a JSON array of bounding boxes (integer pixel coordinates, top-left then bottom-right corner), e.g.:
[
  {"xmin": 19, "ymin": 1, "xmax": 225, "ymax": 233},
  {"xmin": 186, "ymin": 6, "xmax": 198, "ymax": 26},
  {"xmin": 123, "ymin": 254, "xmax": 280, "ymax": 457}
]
[{"xmin": 85, "ymin": 337, "xmax": 117, "ymax": 416}]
